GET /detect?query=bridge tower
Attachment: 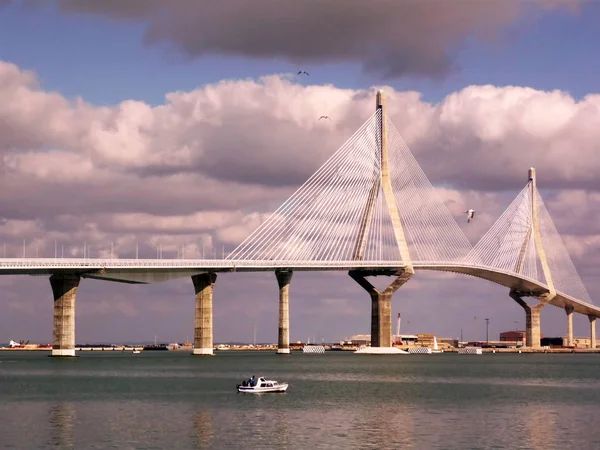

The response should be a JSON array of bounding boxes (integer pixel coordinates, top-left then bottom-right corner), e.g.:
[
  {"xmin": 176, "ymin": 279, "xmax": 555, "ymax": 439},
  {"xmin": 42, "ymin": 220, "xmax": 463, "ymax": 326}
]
[
  {"xmin": 349, "ymin": 91, "xmax": 414, "ymax": 348},
  {"xmin": 509, "ymin": 168, "xmax": 556, "ymax": 348}
]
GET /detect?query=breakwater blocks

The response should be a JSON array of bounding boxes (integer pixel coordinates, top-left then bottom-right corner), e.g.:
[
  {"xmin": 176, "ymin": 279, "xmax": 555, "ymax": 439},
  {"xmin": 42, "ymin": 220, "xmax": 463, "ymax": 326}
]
[
  {"xmin": 458, "ymin": 347, "xmax": 483, "ymax": 355},
  {"xmin": 303, "ymin": 345, "xmax": 326, "ymax": 354},
  {"xmin": 408, "ymin": 347, "xmax": 432, "ymax": 354}
]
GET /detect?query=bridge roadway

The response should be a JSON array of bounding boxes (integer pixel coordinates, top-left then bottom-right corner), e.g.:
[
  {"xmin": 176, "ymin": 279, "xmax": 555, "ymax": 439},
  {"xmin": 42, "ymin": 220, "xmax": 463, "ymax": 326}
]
[{"xmin": 1, "ymin": 257, "xmax": 598, "ymax": 317}]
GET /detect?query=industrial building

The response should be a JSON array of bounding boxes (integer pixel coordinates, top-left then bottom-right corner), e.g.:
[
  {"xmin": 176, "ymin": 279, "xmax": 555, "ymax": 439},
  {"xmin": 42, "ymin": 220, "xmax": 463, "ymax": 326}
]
[{"xmin": 499, "ymin": 331, "xmax": 526, "ymax": 343}]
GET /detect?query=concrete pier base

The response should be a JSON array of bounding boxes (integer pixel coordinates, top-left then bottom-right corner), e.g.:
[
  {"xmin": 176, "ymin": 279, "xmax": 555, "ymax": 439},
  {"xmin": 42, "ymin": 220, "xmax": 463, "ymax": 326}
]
[
  {"xmin": 349, "ymin": 270, "xmax": 412, "ymax": 348},
  {"xmin": 510, "ymin": 289, "xmax": 543, "ymax": 348},
  {"xmin": 192, "ymin": 273, "xmax": 217, "ymax": 356},
  {"xmin": 276, "ymin": 270, "xmax": 293, "ymax": 354},
  {"xmin": 566, "ymin": 306, "xmax": 574, "ymax": 347},
  {"xmin": 589, "ymin": 315, "xmax": 597, "ymax": 349},
  {"xmin": 193, "ymin": 347, "xmax": 215, "ymax": 356},
  {"xmin": 50, "ymin": 274, "xmax": 80, "ymax": 357}
]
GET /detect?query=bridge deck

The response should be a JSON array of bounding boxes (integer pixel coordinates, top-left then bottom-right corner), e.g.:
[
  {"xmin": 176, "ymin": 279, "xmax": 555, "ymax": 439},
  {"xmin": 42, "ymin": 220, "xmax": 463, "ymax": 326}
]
[{"xmin": 0, "ymin": 258, "xmax": 597, "ymax": 317}]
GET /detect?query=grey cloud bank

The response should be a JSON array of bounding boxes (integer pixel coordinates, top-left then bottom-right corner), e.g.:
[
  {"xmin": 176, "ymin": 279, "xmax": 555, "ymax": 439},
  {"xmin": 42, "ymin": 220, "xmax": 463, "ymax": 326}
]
[{"xmin": 31, "ymin": 0, "xmax": 580, "ymax": 79}]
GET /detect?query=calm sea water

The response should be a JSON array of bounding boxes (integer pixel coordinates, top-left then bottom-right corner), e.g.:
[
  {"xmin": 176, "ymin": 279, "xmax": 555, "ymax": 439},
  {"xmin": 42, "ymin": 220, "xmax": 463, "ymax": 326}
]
[{"xmin": 0, "ymin": 351, "xmax": 599, "ymax": 449}]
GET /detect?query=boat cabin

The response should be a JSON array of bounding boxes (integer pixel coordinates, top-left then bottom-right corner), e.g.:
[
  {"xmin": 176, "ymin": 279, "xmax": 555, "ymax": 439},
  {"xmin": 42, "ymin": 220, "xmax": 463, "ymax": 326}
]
[{"xmin": 256, "ymin": 377, "xmax": 280, "ymax": 388}]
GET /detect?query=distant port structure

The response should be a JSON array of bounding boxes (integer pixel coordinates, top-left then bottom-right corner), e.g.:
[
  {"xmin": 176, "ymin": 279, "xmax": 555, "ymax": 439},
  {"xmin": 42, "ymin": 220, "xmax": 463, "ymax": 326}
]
[{"xmin": 0, "ymin": 91, "xmax": 597, "ymax": 356}]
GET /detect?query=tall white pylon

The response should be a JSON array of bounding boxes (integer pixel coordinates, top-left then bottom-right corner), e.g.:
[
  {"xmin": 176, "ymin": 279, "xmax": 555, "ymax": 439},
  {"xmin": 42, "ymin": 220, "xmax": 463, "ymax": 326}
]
[
  {"xmin": 465, "ymin": 168, "xmax": 592, "ymax": 305},
  {"xmin": 353, "ymin": 90, "xmax": 413, "ymax": 271},
  {"xmin": 348, "ymin": 91, "xmax": 416, "ymax": 349},
  {"xmin": 528, "ymin": 167, "xmax": 555, "ymax": 300},
  {"xmin": 227, "ymin": 90, "xmax": 472, "ymax": 265}
]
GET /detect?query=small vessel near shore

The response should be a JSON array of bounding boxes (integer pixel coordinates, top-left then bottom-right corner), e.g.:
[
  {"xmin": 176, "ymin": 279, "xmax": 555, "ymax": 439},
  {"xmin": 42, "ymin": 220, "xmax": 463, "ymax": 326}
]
[{"xmin": 237, "ymin": 377, "xmax": 288, "ymax": 393}]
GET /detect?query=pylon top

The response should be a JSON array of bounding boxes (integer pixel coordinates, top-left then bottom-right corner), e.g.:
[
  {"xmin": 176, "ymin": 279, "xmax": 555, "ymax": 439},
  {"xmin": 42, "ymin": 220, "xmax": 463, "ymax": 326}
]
[
  {"xmin": 227, "ymin": 92, "xmax": 472, "ymax": 265},
  {"xmin": 376, "ymin": 90, "xmax": 385, "ymax": 110}
]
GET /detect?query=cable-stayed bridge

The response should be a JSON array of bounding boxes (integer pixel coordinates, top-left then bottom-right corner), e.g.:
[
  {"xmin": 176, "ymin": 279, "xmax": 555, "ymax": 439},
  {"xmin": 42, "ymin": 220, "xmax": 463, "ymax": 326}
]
[{"xmin": 1, "ymin": 91, "xmax": 597, "ymax": 355}]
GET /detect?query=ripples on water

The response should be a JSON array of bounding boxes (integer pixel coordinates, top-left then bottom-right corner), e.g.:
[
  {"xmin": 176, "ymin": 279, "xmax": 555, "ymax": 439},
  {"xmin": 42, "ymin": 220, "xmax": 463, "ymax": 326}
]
[{"xmin": 1, "ymin": 351, "xmax": 599, "ymax": 449}]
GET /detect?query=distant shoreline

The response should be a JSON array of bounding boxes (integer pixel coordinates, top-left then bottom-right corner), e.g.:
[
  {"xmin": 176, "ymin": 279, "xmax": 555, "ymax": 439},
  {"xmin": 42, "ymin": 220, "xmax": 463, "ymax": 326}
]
[{"xmin": 1, "ymin": 347, "xmax": 598, "ymax": 353}]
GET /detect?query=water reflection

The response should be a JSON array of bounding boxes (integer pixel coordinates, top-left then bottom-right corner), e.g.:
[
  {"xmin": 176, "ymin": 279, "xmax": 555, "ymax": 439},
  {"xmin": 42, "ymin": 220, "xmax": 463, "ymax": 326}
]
[
  {"xmin": 191, "ymin": 409, "xmax": 214, "ymax": 448},
  {"xmin": 352, "ymin": 404, "xmax": 415, "ymax": 449},
  {"xmin": 523, "ymin": 404, "xmax": 557, "ymax": 449},
  {"xmin": 48, "ymin": 402, "xmax": 76, "ymax": 448},
  {"xmin": 255, "ymin": 409, "xmax": 290, "ymax": 449},
  {"xmin": 273, "ymin": 410, "xmax": 290, "ymax": 449}
]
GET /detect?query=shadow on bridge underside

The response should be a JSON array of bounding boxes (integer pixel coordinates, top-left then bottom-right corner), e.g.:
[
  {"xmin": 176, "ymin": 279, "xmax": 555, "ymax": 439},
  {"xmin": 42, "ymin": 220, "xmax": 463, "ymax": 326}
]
[
  {"xmin": 0, "ymin": 258, "xmax": 597, "ymax": 317},
  {"xmin": 414, "ymin": 263, "xmax": 599, "ymax": 317}
]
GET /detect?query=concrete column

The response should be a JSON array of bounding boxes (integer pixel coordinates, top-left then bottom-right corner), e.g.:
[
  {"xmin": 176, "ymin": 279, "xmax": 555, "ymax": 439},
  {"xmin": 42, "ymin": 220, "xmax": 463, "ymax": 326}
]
[
  {"xmin": 589, "ymin": 315, "xmax": 597, "ymax": 349},
  {"xmin": 528, "ymin": 307, "xmax": 542, "ymax": 349},
  {"xmin": 50, "ymin": 274, "xmax": 80, "ymax": 357},
  {"xmin": 371, "ymin": 292, "xmax": 392, "ymax": 347},
  {"xmin": 565, "ymin": 306, "xmax": 574, "ymax": 347},
  {"xmin": 192, "ymin": 273, "xmax": 217, "ymax": 356},
  {"xmin": 275, "ymin": 270, "xmax": 293, "ymax": 354},
  {"xmin": 509, "ymin": 289, "xmax": 543, "ymax": 348},
  {"xmin": 350, "ymin": 270, "xmax": 411, "ymax": 348}
]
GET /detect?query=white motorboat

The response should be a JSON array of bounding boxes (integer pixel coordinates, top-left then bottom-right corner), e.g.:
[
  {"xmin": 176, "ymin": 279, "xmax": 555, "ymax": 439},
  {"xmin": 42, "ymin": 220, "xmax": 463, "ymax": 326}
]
[{"xmin": 237, "ymin": 377, "xmax": 288, "ymax": 393}]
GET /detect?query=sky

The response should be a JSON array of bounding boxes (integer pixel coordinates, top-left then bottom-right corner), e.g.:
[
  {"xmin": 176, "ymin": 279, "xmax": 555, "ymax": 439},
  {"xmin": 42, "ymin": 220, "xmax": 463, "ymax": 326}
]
[{"xmin": 1, "ymin": 0, "xmax": 600, "ymax": 345}]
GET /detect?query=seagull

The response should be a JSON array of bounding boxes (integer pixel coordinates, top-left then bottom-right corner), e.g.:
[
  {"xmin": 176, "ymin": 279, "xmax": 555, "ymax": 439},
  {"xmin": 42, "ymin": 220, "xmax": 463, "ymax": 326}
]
[
  {"xmin": 465, "ymin": 209, "xmax": 476, "ymax": 223},
  {"xmin": 297, "ymin": 70, "xmax": 309, "ymax": 76},
  {"xmin": 319, "ymin": 115, "xmax": 331, "ymax": 121}
]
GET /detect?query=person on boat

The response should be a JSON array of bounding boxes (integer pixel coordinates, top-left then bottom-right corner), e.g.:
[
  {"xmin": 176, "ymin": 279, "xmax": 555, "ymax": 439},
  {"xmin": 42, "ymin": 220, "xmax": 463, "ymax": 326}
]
[{"xmin": 250, "ymin": 375, "xmax": 256, "ymax": 386}]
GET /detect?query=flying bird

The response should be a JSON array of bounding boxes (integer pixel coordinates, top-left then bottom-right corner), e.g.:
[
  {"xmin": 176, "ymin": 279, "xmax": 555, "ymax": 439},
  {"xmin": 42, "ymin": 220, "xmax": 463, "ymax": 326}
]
[
  {"xmin": 319, "ymin": 115, "xmax": 331, "ymax": 121},
  {"xmin": 465, "ymin": 209, "xmax": 476, "ymax": 223},
  {"xmin": 297, "ymin": 70, "xmax": 309, "ymax": 76}
]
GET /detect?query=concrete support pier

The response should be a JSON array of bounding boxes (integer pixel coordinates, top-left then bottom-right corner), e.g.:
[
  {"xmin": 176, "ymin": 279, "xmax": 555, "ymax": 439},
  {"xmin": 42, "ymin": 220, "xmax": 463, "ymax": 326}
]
[
  {"xmin": 275, "ymin": 270, "xmax": 293, "ymax": 354},
  {"xmin": 50, "ymin": 274, "xmax": 80, "ymax": 357},
  {"xmin": 509, "ymin": 290, "xmax": 543, "ymax": 348},
  {"xmin": 565, "ymin": 306, "xmax": 574, "ymax": 347},
  {"xmin": 589, "ymin": 315, "xmax": 597, "ymax": 349},
  {"xmin": 192, "ymin": 273, "xmax": 217, "ymax": 356},
  {"xmin": 349, "ymin": 270, "xmax": 411, "ymax": 347}
]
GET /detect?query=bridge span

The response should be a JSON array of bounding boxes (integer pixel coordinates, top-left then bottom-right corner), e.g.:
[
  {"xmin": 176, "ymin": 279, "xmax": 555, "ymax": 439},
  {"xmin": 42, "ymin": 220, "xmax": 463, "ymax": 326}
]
[
  {"xmin": 1, "ymin": 91, "xmax": 596, "ymax": 356},
  {"xmin": 1, "ymin": 257, "xmax": 598, "ymax": 319},
  {"xmin": 0, "ymin": 257, "xmax": 597, "ymax": 356}
]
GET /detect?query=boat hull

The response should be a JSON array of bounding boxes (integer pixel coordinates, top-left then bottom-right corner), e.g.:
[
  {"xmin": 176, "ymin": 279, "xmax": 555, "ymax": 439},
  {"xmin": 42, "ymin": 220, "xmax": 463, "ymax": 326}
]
[{"xmin": 237, "ymin": 384, "xmax": 288, "ymax": 393}]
